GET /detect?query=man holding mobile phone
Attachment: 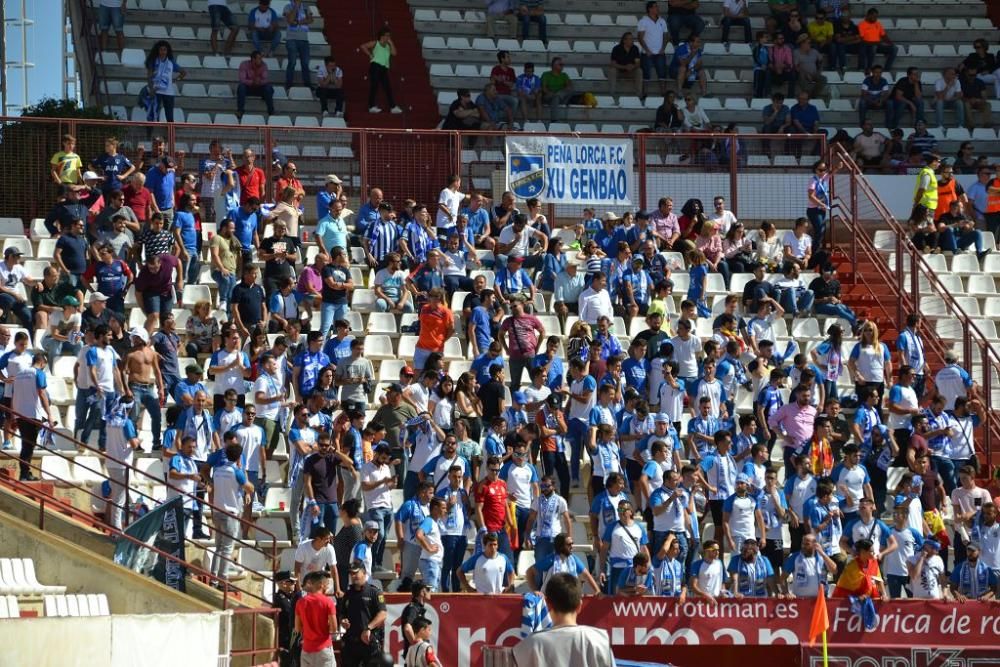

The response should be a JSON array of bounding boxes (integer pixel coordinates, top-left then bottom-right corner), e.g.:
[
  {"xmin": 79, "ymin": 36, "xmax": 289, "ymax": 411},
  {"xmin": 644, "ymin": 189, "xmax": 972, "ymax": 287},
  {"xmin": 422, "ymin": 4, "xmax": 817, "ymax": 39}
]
[{"xmin": 950, "ymin": 465, "xmax": 993, "ymax": 567}]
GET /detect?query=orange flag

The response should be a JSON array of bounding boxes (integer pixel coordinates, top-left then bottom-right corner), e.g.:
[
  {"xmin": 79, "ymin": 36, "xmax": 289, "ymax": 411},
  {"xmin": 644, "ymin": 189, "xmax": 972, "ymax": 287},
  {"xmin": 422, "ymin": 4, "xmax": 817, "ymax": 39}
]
[{"xmin": 808, "ymin": 584, "xmax": 830, "ymax": 647}]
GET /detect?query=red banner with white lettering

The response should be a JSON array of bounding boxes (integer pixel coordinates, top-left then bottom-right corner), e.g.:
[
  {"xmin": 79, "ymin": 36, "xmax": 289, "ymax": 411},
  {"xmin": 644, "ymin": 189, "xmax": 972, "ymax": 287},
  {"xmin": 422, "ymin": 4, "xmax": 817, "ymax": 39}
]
[{"xmin": 382, "ymin": 596, "xmax": 1000, "ymax": 667}]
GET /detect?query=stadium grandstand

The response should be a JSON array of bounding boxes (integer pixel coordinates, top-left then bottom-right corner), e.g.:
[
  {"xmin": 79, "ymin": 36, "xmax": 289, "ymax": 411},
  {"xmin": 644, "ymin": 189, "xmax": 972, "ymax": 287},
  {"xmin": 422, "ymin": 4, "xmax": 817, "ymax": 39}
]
[{"xmin": 1, "ymin": 0, "xmax": 1000, "ymax": 666}]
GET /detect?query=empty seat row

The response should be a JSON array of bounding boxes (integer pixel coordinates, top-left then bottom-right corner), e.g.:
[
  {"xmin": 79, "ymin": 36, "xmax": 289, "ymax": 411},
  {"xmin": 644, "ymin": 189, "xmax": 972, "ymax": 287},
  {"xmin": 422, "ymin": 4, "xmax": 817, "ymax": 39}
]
[
  {"xmin": 0, "ymin": 559, "xmax": 67, "ymax": 596},
  {"xmin": 43, "ymin": 594, "xmax": 110, "ymax": 618},
  {"xmin": 417, "ymin": 7, "xmax": 991, "ymax": 32},
  {"xmin": 0, "ymin": 595, "xmax": 19, "ymax": 618}
]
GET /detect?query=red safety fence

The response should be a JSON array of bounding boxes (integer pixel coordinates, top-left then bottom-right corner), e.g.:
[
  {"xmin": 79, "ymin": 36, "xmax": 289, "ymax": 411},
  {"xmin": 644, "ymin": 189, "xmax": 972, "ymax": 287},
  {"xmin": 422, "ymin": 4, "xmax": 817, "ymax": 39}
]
[{"xmin": 0, "ymin": 114, "xmax": 824, "ymax": 224}]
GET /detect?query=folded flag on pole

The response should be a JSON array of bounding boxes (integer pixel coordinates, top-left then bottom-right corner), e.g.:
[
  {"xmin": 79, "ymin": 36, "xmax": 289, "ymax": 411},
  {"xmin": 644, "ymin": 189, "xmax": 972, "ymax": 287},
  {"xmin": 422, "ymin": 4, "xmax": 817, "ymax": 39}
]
[
  {"xmin": 808, "ymin": 584, "xmax": 829, "ymax": 647},
  {"xmin": 809, "ymin": 584, "xmax": 830, "ymax": 667}
]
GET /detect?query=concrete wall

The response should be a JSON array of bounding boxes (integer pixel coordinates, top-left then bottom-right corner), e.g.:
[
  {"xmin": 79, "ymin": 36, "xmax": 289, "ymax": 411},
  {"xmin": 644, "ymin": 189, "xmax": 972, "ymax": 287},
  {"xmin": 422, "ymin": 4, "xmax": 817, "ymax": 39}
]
[{"xmin": 0, "ymin": 509, "xmax": 211, "ymax": 615}]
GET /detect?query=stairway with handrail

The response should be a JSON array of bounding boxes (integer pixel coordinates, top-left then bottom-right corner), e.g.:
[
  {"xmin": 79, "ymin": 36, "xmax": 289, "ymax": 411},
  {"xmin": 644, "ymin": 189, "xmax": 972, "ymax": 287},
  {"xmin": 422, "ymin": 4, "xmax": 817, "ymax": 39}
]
[
  {"xmin": 828, "ymin": 144, "xmax": 1000, "ymax": 478},
  {"xmin": 0, "ymin": 405, "xmax": 282, "ymax": 612}
]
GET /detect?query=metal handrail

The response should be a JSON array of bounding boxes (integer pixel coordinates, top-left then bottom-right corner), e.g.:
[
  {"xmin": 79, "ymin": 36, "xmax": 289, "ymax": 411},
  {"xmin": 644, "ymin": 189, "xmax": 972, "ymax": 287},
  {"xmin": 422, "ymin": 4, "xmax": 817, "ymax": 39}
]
[
  {"xmin": 0, "ymin": 472, "xmax": 279, "ymax": 662},
  {"xmin": 0, "ymin": 404, "xmax": 279, "ymax": 588},
  {"xmin": 828, "ymin": 144, "xmax": 998, "ymax": 472},
  {"xmin": 76, "ymin": 0, "xmax": 110, "ymax": 111},
  {"xmin": 0, "ymin": 451, "xmax": 275, "ymax": 606}
]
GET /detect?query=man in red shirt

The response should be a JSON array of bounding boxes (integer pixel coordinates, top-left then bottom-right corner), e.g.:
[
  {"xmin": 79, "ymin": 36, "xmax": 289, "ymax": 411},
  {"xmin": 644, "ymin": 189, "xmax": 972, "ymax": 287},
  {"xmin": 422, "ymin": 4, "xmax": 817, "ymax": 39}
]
[
  {"xmin": 295, "ymin": 570, "xmax": 337, "ymax": 667},
  {"xmin": 490, "ymin": 50, "xmax": 519, "ymax": 120},
  {"xmin": 122, "ymin": 172, "xmax": 156, "ymax": 224},
  {"xmin": 474, "ymin": 455, "xmax": 515, "ymax": 563},
  {"xmin": 236, "ymin": 149, "xmax": 265, "ymax": 206}
]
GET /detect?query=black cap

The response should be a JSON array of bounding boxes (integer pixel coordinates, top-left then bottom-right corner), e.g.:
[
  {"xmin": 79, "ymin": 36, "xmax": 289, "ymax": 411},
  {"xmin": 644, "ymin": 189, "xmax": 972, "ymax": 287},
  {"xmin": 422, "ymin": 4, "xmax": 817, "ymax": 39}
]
[
  {"xmin": 387, "ymin": 382, "xmax": 404, "ymax": 393},
  {"xmin": 636, "ymin": 210, "xmax": 651, "ymax": 220},
  {"xmin": 348, "ymin": 560, "xmax": 366, "ymax": 572},
  {"xmin": 161, "ymin": 155, "xmax": 176, "ymax": 168},
  {"xmin": 275, "ymin": 570, "xmax": 295, "ymax": 582}
]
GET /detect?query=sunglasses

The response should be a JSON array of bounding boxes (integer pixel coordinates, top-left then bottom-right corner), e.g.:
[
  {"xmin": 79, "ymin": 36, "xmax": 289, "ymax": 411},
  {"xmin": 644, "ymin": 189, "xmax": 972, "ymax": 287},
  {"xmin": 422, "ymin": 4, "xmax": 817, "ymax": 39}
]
[{"xmin": 488, "ymin": 467, "xmax": 501, "ymax": 472}]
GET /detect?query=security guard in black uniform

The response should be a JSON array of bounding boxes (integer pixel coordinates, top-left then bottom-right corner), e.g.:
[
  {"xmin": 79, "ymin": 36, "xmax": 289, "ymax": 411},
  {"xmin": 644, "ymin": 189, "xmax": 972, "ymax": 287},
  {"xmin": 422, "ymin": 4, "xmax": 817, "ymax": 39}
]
[{"xmin": 338, "ymin": 560, "xmax": 389, "ymax": 667}]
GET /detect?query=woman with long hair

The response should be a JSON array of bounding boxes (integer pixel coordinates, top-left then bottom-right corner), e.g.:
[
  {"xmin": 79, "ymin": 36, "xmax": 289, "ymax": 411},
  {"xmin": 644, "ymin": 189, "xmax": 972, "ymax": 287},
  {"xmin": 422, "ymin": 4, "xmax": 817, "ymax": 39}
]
[
  {"xmin": 847, "ymin": 320, "xmax": 892, "ymax": 407},
  {"xmin": 686, "ymin": 248, "xmax": 711, "ymax": 318},
  {"xmin": 812, "ymin": 323, "xmax": 845, "ymax": 400},
  {"xmin": 314, "ymin": 366, "xmax": 339, "ymax": 412},
  {"xmin": 566, "ymin": 320, "xmax": 592, "ymax": 362},
  {"xmin": 754, "ymin": 220, "xmax": 784, "ymax": 271},
  {"xmin": 954, "ymin": 141, "xmax": 978, "ymax": 174},
  {"xmin": 722, "ymin": 222, "xmax": 756, "ymax": 274},
  {"xmin": 432, "ymin": 375, "xmax": 456, "ymax": 434},
  {"xmin": 677, "ymin": 198, "xmax": 705, "ymax": 249},
  {"xmin": 454, "ymin": 372, "xmax": 483, "ymax": 442},
  {"xmin": 243, "ymin": 325, "xmax": 269, "ymax": 380},
  {"xmin": 185, "ymin": 300, "xmax": 221, "ymax": 358},
  {"xmin": 144, "ymin": 40, "xmax": 185, "ymax": 123},
  {"xmin": 360, "ymin": 27, "xmax": 402, "ymax": 114},
  {"xmin": 453, "ymin": 418, "xmax": 481, "ymax": 480},
  {"xmin": 695, "ymin": 219, "xmax": 730, "ymax": 290},
  {"xmin": 540, "ymin": 238, "xmax": 568, "ymax": 292}
]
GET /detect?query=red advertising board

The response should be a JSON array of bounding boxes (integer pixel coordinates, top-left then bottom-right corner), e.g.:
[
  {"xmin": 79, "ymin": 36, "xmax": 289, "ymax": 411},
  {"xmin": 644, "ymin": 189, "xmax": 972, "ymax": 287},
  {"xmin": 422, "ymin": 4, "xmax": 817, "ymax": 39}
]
[{"xmin": 381, "ymin": 596, "xmax": 1000, "ymax": 667}]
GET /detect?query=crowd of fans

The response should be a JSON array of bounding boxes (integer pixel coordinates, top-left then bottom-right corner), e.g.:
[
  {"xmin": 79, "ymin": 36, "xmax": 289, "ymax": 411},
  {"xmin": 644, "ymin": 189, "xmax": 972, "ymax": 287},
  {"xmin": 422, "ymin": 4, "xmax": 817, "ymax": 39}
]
[
  {"xmin": 454, "ymin": 2, "xmax": 999, "ymax": 169},
  {"xmin": 3, "ymin": 126, "xmax": 991, "ymax": 635}
]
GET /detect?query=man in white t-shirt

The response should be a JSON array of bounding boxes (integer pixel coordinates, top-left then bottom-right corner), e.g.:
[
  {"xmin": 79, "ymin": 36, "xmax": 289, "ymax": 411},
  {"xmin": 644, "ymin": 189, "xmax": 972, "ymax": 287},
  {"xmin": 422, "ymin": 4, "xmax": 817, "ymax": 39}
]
[
  {"xmin": 104, "ymin": 399, "xmax": 140, "ymax": 531},
  {"xmin": 458, "ymin": 532, "xmax": 514, "ymax": 594},
  {"xmin": 933, "ymin": 68, "xmax": 964, "ymax": 129},
  {"xmin": 637, "ymin": 1, "xmax": 669, "ymax": 97},
  {"xmin": 253, "ymin": 352, "xmax": 287, "ymax": 456},
  {"xmin": 232, "ymin": 408, "xmax": 267, "ymax": 510},
  {"xmin": 907, "ymin": 539, "xmax": 947, "ymax": 599},
  {"xmin": 781, "ymin": 217, "xmax": 813, "ymax": 268},
  {"xmin": 709, "ymin": 195, "xmax": 738, "ymax": 235},
  {"xmin": 294, "ymin": 526, "xmax": 341, "ymax": 595},
  {"xmin": 211, "ymin": 442, "xmax": 255, "ymax": 580},
  {"xmin": 0, "ymin": 330, "xmax": 34, "ymax": 450},
  {"xmin": 208, "ymin": 331, "xmax": 250, "ymax": 411},
  {"xmin": 372, "ymin": 252, "xmax": 413, "ymax": 313},
  {"xmin": 361, "ymin": 444, "xmax": 396, "ymax": 570},
  {"xmin": 497, "ymin": 213, "xmax": 548, "ymax": 268},
  {"xmin": 435, "ymin": 174, "xmax": 465, "ymax": 231},
  {"xmin": 82, "ymin": 323, "xmax": 123, "ymax": 450},
  {"xmin": 512, "ymin": 573, "xmax": 615, "ymax": 667},
  {"xmin": 500, "ymin": 442, "xmax": 541, "ymax": 551}
]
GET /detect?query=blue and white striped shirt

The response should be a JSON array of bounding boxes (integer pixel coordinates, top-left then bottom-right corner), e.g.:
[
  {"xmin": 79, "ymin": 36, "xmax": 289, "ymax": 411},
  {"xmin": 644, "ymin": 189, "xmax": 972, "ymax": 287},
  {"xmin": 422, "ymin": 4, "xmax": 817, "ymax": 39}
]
[{"xmin": 366, "ymin": 219, "xmax": 401, "ymax": 262}]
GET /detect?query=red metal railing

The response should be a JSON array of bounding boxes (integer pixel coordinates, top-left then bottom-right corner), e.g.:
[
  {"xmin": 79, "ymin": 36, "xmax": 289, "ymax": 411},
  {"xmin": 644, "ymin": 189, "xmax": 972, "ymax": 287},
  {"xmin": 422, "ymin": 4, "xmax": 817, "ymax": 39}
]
[
  {"xmin": 828, "ymin": 144, "xmax": 998, "ymax": 475},
  {"xmin": 0, "ymin": 405, "xmax": 280, "ymax": 603},
  {"xmin": 0, "ymin": 114, "xmax": 825, "ymax": 224},
  {"xmin": 0, "ymin": 471, "xmax": 278, "ymax": 662}
]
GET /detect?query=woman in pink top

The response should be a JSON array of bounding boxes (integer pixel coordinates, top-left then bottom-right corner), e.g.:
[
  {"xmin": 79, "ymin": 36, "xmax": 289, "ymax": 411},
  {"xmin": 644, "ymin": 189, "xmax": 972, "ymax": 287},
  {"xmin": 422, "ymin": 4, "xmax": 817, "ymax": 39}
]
[
  {"xmin": 295, "ymin": 252, "xmax": 326, "ymax": 319},
  {"xmin": 695, "ymin": 220, "xmax": 731, "ymax": 289}
]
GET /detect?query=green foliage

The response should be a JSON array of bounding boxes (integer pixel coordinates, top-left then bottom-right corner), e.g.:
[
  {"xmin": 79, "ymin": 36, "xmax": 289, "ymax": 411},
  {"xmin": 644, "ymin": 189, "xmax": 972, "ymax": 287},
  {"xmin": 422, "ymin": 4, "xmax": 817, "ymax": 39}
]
[{"xmin": 20, "ymin": 97, "xmax": 114, "ymax": 120}]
